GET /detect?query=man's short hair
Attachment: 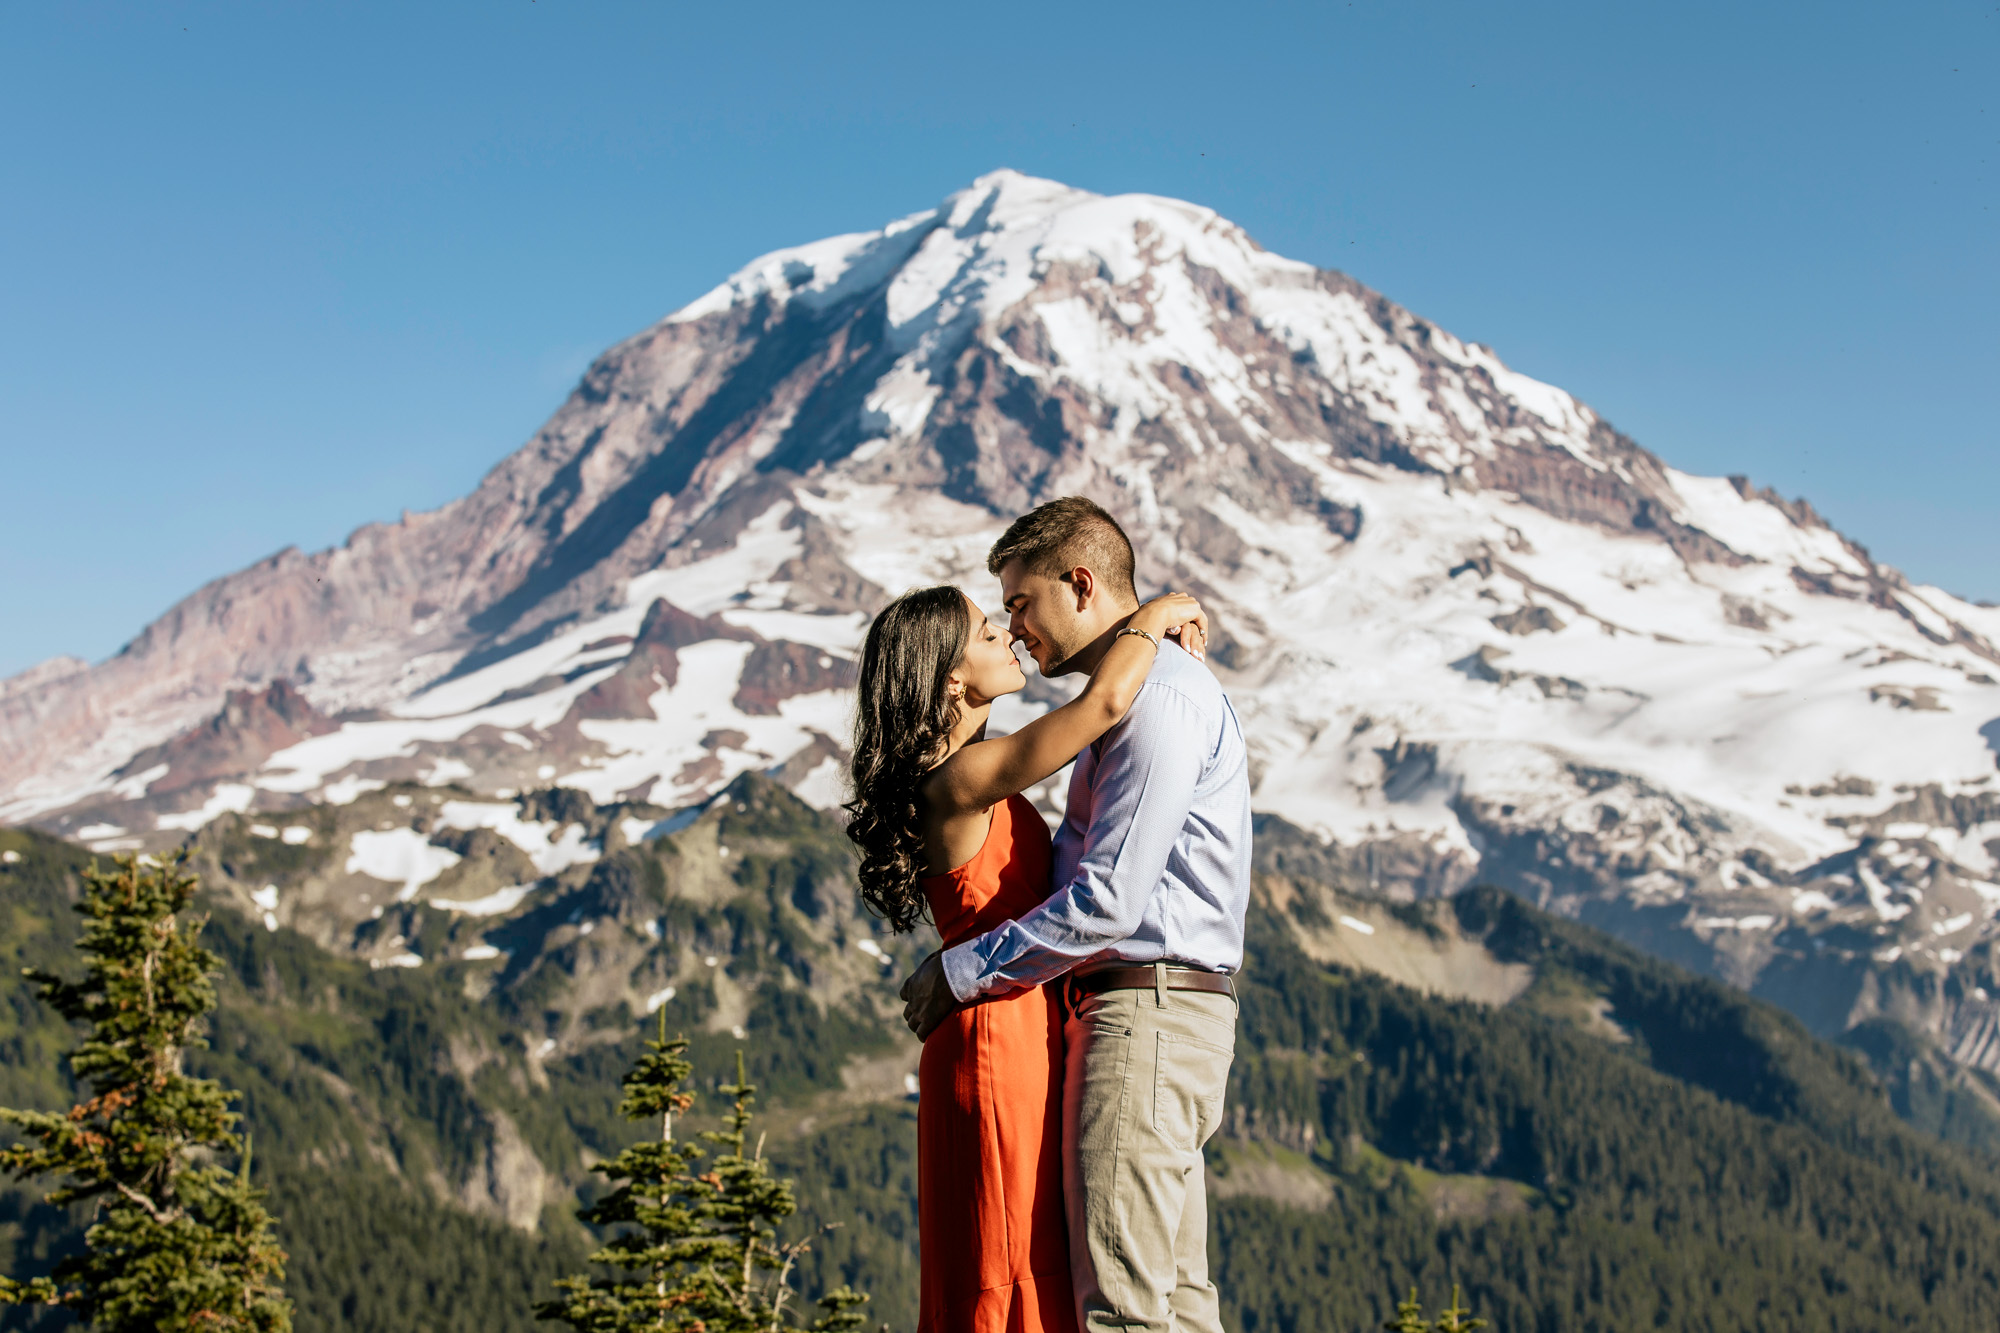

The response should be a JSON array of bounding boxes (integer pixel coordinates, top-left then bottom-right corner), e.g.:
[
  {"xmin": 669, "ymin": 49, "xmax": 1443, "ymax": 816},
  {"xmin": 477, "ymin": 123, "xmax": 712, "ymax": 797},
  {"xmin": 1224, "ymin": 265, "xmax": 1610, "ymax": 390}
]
[{"xmin": 986, "ymin": 496, "xmax": 1137, "ymax": 601}]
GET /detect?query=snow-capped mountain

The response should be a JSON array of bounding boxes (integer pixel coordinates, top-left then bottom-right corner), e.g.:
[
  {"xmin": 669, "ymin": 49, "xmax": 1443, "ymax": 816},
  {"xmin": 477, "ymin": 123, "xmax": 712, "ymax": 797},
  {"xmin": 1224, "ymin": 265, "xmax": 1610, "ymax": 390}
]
[{"xmin": 6, "ymin": 169, "xmax": 1999, "ymax": 1066}]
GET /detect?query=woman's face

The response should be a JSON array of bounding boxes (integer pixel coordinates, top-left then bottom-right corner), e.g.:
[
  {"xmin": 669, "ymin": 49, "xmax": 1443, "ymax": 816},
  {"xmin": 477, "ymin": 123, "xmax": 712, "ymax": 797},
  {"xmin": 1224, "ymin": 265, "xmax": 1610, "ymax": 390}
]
[{"xmin": 949, "ymin": 593, "xmax": 1027, "ymax": 707}]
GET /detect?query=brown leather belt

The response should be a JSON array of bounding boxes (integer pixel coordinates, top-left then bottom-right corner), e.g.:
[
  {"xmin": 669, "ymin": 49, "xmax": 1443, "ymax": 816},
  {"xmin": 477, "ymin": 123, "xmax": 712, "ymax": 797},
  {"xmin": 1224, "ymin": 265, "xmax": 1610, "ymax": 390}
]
[{"xmin": 1070, "ymin": 964, "xmax": 1235, "ymax": 999}]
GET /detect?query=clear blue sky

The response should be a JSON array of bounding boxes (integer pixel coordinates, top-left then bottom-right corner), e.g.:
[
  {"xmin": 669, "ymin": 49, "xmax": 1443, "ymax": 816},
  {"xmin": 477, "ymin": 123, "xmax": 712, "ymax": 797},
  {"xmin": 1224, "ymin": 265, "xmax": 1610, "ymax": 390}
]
[{"xmin": 2, "ymin": 1, "xmax": 1994, "ymax": 679}]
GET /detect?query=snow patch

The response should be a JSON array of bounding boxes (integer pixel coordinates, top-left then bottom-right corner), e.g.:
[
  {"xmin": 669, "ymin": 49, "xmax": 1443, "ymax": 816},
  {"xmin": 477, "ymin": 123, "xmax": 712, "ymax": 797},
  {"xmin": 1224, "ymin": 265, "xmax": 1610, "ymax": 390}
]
[
  {"xmin": 1697, "ymin": 915, "xmax": 1777, "ymax": 931},
  {"xmin": 422, "ymin": 757, "xmax": 475, "ymax": 786},
  {"xmin": 345, "ymin": 829, "xmax": 461, "ymax": 902},
  {"xmin": 320, "ymin": 776, "xmax": 387, "ymax": 805},
  {"xmin": 156, "ymin": 784, "xmax": 257, "ymax": 832},
  {"xmin": 435, "ymin": 801, "xmax": 600, "ymax": 874},
  {"xmin": 431, "ymin": 884, "xmax": 537, "ymax": 917},
  {"xmin": 790, "ymin": 755, "xmax": 847, "ymax": 811},
  {"xmin": 110, "ymin": 764, "xmax": 169, "ymax": 801}
]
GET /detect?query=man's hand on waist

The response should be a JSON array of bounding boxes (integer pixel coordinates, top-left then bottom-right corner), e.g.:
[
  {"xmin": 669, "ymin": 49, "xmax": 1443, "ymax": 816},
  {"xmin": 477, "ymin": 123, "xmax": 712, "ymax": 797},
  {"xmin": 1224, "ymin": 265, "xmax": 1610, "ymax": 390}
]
[{"xmin": 900, "ymin": 950, "xmax": 958, "ymax": 1041}]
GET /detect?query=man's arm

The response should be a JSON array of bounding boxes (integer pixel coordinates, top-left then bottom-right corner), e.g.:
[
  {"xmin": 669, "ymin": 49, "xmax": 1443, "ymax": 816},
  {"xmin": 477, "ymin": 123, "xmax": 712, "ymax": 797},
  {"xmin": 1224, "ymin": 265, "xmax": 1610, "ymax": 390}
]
[{"xmin": 941, "ymin": 680, "xmax": 1209, "ymax": 1004}]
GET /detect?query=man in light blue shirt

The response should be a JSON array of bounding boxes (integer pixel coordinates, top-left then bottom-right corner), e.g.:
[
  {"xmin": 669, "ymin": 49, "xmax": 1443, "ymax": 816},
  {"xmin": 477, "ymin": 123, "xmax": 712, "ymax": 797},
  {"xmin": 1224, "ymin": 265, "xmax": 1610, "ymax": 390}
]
[{"xmin": 900, "ymin": 496, "xmax": 1253, "ymax": 1333}]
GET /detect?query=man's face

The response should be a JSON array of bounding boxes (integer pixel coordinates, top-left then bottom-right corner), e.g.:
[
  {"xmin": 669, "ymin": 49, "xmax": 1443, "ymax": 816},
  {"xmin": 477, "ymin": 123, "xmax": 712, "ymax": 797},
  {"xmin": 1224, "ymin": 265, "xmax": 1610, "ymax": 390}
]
[{"xmin": 997, "ymin": 560, "xmax": 1090, "ymax": 676}]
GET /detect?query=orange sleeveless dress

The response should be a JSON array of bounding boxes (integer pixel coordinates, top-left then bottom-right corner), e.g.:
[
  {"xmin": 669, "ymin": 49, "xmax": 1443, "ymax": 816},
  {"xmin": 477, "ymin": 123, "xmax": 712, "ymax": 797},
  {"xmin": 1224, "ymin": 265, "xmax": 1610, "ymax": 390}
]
[{"xmin": 917, "ymin": 793, "xmax": 1079, "ymax": 1333}]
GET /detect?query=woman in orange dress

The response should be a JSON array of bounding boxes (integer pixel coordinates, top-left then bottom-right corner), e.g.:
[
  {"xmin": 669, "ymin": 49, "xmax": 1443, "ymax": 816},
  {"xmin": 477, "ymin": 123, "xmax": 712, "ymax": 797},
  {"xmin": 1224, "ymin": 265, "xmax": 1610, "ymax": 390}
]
[{"xmin": 844, "ymin": 584, "xmax": 1206, "ymax": 1333}]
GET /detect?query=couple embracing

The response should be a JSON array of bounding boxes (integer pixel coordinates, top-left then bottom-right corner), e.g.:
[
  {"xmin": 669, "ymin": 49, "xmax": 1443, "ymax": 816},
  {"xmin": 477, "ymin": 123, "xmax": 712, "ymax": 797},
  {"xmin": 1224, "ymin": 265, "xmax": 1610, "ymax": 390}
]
[{"xmin": 845, "ymin": 497, "xmax": 1252, "ymax": 1333}]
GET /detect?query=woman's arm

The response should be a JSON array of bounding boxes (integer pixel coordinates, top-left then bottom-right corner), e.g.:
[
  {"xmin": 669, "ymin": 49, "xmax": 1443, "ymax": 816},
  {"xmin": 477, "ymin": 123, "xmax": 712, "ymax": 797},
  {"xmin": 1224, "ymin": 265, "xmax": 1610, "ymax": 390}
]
[{"xmin": 926, "ymin": 593, "xmax": 1207, "ymax": 817}]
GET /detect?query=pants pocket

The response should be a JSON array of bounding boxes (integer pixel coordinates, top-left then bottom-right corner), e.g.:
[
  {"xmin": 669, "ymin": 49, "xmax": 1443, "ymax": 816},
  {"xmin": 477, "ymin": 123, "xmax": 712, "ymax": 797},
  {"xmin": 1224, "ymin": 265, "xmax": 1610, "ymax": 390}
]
[{"xmin": 1152, "ymin": 1032, "xmax": 1234, "ymax": 1154}]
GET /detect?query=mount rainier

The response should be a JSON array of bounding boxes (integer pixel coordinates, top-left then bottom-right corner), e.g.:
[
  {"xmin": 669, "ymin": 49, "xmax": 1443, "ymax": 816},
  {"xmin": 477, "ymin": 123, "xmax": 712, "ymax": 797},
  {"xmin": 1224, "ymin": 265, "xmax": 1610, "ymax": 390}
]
[{"xmin": 5, "ymin": 169, "xmax": 2000, "ymax": 1076}]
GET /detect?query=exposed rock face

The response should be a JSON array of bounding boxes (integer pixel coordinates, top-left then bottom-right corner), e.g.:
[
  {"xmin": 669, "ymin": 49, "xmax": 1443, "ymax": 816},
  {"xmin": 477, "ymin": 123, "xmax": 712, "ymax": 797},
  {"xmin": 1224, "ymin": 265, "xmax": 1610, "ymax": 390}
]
[
  {"xmin": 0, "ymin": 655, "xmax": 87, "ymax": 701},
  {"xmin": 6, "ymin": 168, "xmax": 2000, "ymax": 1074},
  {"xmin": 733, "ymin": 641, "xmax": 857, "ymax": 716},
  {"xmin": 567, "ymin": 599, "xmax": 755, "ymax": 722},
  {"xmin": 459, "ymin": 1108, "xmax": 552, "ymax": 1232},
  {"xmin": 116, "ymin": 679, "xmax": 337, "ymax": 797}
]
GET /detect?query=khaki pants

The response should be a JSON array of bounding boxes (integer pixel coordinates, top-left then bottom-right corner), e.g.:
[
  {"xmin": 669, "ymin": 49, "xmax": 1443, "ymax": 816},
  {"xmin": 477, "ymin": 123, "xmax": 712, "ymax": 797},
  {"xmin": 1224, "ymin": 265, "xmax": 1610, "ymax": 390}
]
[{"xmin": 1062, "ymin": 978, "xmax": 1237, "ymax": 1333}]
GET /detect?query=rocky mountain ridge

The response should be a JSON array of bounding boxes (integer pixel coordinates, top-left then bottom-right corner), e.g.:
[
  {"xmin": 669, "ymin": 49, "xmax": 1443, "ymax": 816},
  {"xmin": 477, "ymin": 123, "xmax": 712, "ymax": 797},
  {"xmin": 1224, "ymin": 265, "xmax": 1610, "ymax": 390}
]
[{"xmin": 5, "ymin": 168, "xmax": 1999, "ymax": 1078}]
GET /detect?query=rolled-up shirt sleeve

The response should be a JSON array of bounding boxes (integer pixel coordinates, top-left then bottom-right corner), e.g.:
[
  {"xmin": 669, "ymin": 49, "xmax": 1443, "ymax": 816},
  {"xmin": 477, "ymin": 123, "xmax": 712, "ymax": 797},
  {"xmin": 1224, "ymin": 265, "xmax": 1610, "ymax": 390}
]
[{"xmin": 940, "ymin": 681, "xmax": 1207, "ymax": 1003}]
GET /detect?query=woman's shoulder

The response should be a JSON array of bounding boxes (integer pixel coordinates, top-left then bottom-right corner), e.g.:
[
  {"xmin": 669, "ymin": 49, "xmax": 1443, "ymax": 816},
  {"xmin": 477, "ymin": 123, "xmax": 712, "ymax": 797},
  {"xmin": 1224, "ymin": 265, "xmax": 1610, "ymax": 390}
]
[{"xmin": 920, "ymin": 730, "xmax": 985, "ymax": 786}]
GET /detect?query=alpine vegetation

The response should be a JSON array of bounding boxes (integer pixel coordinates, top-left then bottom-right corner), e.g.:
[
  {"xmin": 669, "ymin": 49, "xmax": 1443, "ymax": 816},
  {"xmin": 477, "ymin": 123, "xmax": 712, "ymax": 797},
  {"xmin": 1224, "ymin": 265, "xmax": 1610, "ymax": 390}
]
[
  {"xmin": 537, "ymin": 1018, "xmax": 868, "ymax": 1333},
  {"xmin": 0, "ymin": 851, "xmax": 291, "ymax": 1332}
]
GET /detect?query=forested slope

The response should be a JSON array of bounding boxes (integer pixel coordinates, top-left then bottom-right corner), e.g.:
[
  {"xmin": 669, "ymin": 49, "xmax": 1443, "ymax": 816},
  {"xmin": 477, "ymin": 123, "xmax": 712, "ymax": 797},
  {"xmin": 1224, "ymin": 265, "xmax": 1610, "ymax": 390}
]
[
  {"xmin": 1220, "ymin": 894, "xmax": 2000, "ymax": 1330},
  {"xmin": 6, "ymin": 787, "xmax": 2000, "ymax": 1330}
]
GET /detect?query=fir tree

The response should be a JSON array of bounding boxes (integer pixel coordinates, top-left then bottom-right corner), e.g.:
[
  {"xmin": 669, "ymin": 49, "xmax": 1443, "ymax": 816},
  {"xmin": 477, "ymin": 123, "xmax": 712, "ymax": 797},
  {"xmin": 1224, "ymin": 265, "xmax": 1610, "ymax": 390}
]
[
  {"xmin": 538, "ymin": 1013, "xmax": 867, "ymax": 1333},
  {"xmin": 0, "ymin": 850, "xmax": 291, "ymax": 1331},
  {"xmin": 1432, "ymin": 1286, "xmax": 1486, "ymax": 1333},
  {"xmin": 1377, "ymin": 1283, "xmax": 1486, "ymax": 1333},
  {"xmin": 1381, "ymin": 1288, "xmax": 1428, "ymax": 1333}
]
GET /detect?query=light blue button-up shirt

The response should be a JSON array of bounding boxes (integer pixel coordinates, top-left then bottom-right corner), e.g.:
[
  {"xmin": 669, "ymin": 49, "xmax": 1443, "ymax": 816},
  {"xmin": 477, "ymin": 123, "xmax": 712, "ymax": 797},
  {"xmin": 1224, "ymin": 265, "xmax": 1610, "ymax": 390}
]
[{"xmin": 941, "ymin": 641, "xmax": 1254, "ymax": 1003}]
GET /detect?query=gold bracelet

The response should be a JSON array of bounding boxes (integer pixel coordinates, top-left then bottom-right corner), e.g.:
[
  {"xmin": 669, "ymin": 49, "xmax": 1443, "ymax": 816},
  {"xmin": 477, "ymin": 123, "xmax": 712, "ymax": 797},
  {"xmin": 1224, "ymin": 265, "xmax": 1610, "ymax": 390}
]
[{"xmin": 1116, "ymin": 626, "xmax": 1161, "ymax": 649}]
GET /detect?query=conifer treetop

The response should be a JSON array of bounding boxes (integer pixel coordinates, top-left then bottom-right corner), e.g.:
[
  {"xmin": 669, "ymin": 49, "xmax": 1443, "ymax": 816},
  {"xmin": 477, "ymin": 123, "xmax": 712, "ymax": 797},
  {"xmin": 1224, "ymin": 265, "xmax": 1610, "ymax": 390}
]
[
  {"xmin": 536, "ymin": 1012, "xmax": 867, "ymax": 1333},
  {"xmin": 0, "ymin": 851, "xmax": 292, "ymax": 1332},
  {"xmin": 1380, "ymin": 1283, "xmax": 1486, "ymax": 1333}
]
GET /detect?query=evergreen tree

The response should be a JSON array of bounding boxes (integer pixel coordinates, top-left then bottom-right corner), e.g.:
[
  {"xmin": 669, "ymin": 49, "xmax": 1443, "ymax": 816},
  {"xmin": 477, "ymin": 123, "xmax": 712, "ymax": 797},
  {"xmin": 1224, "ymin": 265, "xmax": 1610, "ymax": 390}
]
[
  {"xmin": 1381, "ymin": 1288, "xmax": 1428, "ymax": 1333},
  {"xmin": 1432, "ymin": 1286, "xmax": 1485, "ymax": 1333},
  {"xmin": 0, "ymin": 851, "xmax": 290, "ymax": 1331},
  {"xmin": 538, "ymin": 1013, "xmax": 867, "ymax": 1333},
  {"xmin": 1378, "ymin": 1285, "xmax": 1485, "ymax": 1333}
]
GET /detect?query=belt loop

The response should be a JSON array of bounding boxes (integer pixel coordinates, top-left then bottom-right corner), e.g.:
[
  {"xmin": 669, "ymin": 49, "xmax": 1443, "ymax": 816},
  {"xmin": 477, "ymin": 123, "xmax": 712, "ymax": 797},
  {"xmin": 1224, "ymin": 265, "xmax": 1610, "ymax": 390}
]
[{"xmin": 1154, "ymin": 961, "xmax": 1167, "ymax": 1009}]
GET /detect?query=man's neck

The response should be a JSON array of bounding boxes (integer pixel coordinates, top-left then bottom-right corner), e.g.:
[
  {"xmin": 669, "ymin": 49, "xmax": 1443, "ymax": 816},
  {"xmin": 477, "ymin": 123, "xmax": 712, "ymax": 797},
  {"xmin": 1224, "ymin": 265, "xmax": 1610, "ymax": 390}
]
[{"xmin": 1065, "ymin": 608, "xmax": 1139, "ymax": 678}]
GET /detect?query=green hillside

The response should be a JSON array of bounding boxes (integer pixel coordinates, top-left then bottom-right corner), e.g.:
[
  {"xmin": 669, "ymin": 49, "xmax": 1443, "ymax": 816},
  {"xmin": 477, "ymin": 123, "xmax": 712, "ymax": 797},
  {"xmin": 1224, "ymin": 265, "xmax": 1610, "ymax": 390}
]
[
  {"xmin": 1222, "ymin": 880, "xmax": 2000, "ymax": 1330},
  {"xmin": 6, "ymin": 785, "xmax": 2000, "ymax": 1330}
]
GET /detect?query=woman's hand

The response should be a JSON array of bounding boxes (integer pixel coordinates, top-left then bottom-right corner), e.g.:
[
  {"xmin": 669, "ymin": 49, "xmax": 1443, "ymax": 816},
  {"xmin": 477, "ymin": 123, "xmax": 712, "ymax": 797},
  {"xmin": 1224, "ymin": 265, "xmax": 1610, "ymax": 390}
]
[{"xmin": 1130, "ymin": 592, "xmax": 1209, "ymax": 661}]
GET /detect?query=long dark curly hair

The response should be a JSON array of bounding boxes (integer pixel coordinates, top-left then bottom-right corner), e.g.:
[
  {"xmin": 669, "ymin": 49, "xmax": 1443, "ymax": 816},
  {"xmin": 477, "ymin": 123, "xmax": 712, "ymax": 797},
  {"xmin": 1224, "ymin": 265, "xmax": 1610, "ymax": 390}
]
[{"xmin": 844, "ymin": 585, "xmax": 970, "ymax": 932}]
